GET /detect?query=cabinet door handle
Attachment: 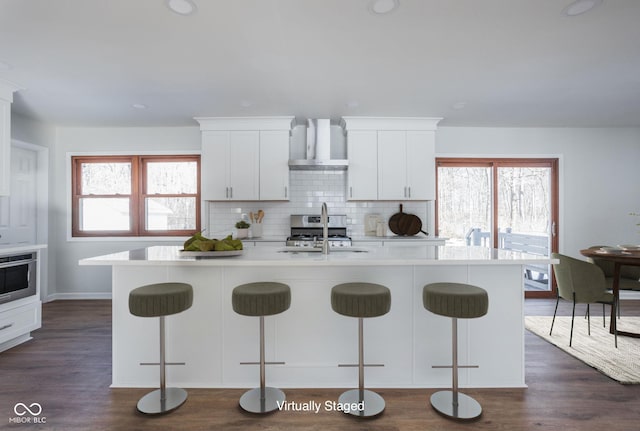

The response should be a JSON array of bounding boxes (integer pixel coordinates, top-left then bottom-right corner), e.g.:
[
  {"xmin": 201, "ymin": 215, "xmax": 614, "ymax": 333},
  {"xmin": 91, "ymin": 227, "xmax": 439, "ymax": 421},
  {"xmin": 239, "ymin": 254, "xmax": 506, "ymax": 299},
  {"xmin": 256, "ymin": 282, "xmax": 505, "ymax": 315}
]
[
  {"xmin": 225, "ymin": 187, "xmax": 229, "ymax": 198},
  {"xmin": 350, "ymin": 186, "xmax": 353, "ymax": 198},
  {"xmin": 0, "ymin": 323, "xmax": 14, "ymax": 332},
  {"xmin": 230, "ymin": 187, "xmax": 233, "ymax": 199},
  {"xmin": 403, "ymin": 186, "xmax": 407, "ymax": 198},
  {"xmin": 408, "ymin": 186, "xmax": 411, "ymax": 198},
  {"xmin": 284, "ymin": 186, "xmax": 288, "ymax": 198}
]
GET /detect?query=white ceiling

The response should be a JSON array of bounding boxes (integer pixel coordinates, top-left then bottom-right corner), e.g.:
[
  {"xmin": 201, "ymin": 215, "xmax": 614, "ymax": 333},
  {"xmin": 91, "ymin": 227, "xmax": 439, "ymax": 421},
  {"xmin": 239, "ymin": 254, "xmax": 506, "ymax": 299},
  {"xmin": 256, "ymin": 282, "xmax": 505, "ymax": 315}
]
[{"xmin": 1, "ymin": 0, "xmax": 639, "ymax": 127}]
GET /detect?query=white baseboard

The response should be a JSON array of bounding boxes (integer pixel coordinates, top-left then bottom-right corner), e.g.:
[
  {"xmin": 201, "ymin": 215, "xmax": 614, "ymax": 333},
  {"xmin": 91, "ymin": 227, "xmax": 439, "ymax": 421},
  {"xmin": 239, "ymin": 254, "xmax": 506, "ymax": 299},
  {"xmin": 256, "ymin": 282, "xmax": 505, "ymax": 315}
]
[{"xmin": 45, "ymin": 292, "xmax": 112, "ymax": 302}]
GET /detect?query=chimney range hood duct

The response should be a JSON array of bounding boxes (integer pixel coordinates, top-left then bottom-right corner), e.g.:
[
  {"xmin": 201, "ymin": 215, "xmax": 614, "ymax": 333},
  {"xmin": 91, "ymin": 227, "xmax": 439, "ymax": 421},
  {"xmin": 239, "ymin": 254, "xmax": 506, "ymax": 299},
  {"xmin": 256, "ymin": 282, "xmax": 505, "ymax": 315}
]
[{"xmin": 288, "ymin": 119, "xmax": 348, "ymax": 170}]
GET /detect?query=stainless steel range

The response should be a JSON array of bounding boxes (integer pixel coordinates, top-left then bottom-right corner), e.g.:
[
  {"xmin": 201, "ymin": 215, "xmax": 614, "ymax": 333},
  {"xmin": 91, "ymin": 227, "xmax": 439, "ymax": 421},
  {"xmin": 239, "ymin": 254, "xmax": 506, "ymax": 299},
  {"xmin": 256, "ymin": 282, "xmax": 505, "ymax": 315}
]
[{"xmin": 286, "ymin": 214, "xmax": 352, "ymax": 248}]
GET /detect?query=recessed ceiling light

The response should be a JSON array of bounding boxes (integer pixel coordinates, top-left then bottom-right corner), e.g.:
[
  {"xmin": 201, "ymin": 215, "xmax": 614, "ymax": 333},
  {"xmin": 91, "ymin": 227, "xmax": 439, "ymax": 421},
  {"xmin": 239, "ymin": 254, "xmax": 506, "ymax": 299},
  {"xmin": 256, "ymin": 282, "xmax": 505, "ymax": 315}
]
[
  {"xmin": 369, "ymin": 0, "xmax": 399, "ymax": 15},
  {"xmin": 0, "ymin": 60, "xmax": 12, "ymax": 71},
  {"xmin": 452, "ymin": 101, "xmax": 467, "ymax": 110},
  {"xmin": 346, "ymin": 101, "xmax": 360, "ymax": 109},
  {"xmin": 240, "ymin": 100, "xmax": 253, "ymax": 108},
  {"xmin": 562, "ymin": 0, "xmax": 603, "ymax": 17},
  {"xmin": 132, "ymin": 103, "xmax": 147, "ymax": 109},
  {"xmin": 165, "ymin": 0, "xmax": 197, "ymax": 16}
]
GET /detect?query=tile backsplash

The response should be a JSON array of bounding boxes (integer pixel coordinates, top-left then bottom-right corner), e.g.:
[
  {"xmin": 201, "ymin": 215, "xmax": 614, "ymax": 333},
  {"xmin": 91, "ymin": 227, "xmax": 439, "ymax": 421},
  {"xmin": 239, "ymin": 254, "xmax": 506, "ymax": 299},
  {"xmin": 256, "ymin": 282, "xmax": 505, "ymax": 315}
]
[{"xmin": 206, "ymin": 170, "xmax": 432, "ymax": 240}]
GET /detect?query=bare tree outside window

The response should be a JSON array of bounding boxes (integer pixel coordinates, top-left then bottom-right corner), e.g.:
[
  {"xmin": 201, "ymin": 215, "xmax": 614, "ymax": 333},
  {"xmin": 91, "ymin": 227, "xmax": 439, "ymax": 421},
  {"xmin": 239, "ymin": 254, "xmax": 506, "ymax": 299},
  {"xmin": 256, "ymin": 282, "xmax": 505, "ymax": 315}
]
[{"xmin": 437, "ymin": 158, "xmax": 559, "ymax": 296}]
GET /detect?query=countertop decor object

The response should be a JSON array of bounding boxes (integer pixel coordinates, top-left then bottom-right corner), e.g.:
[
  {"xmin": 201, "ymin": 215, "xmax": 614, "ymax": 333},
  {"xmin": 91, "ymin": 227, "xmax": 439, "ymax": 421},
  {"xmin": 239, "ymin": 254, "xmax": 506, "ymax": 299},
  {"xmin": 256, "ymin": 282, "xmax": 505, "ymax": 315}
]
[{"xmin": 235, "ymin": 220, "xmax": 250, "ymax": 239}]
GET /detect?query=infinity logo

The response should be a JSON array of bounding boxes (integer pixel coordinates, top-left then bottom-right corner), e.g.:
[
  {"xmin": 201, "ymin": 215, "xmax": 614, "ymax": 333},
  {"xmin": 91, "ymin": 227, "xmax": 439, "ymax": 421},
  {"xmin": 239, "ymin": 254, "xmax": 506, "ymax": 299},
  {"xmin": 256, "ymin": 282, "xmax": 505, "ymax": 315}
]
[{"xmin": 13, "ymin": 402, "xmax": 42, "ymax": 416}]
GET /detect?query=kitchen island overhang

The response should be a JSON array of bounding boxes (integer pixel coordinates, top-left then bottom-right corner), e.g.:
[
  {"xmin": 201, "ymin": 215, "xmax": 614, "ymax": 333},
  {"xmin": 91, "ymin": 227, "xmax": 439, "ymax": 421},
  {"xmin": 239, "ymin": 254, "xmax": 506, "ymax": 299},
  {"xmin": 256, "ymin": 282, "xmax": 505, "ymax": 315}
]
[{"xmin": 80, "ymin": 245, "xmax": 554, "ymax": 389}]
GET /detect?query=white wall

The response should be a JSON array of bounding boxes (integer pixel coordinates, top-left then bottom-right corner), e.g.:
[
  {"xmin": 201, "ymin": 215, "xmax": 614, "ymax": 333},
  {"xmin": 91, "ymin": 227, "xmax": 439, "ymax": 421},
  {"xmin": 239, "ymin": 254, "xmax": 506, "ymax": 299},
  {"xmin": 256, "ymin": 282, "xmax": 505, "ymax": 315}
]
[
  {"xmin": 11, "ymin": 113, "xmax": 54, "ymax": 149},
  {"xmin": 436, "ymin": 127, "xmax": 640, "ymax": 256},
  {"xmin": 49, "ymin": 127, "xmax": 201, "ymax": 299},
  {"xmin": 48, "ymin": 125, "xmax": 640, "ymax": 298}
]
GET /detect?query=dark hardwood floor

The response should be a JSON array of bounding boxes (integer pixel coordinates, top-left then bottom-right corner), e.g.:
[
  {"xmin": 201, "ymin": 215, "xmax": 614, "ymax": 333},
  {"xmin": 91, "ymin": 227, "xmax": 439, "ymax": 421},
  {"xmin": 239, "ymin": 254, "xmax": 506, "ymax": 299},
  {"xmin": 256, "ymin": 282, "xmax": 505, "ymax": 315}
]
[{"xmin": 1, "ymin": 299, "xmax": 639, "ymax": 430}]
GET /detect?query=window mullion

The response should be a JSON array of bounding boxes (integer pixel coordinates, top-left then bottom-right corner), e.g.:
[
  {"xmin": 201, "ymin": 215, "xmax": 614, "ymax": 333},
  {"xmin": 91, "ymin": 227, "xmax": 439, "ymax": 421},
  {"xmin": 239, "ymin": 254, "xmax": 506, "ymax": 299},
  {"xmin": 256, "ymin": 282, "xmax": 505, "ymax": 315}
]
[{"xmin": 130, "ymin": 156, "xmax": 141, "ymax": 235}]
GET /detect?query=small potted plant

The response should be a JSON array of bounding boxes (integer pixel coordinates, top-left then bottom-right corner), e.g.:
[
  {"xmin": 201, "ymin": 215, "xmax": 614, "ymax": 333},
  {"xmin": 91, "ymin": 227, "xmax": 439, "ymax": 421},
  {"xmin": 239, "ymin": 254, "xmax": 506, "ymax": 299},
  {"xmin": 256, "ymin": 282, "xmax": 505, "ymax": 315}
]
[{"xmin": 235, "ymin": 220, "xmax": 251, "ymax": 239}]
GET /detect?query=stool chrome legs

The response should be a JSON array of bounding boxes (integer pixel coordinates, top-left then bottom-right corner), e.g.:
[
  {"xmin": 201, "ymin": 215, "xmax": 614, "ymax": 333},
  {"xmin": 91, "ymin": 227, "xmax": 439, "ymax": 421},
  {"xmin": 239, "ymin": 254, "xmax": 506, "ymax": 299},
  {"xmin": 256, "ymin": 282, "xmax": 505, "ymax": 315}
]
[
  {"xmin": 239, "ymin": 316, "xmax": 286, "ymax": 414},
  {"xmin": 430, "ymin": 318, "xmax": 482, "ymax": 421},
  {"xmin": 137, "ymin": 316, "xmax": 188, "ymax": 415},
  {"xmin": 338, "ymin": 317, "xmax": 385, "ymax": 417}
]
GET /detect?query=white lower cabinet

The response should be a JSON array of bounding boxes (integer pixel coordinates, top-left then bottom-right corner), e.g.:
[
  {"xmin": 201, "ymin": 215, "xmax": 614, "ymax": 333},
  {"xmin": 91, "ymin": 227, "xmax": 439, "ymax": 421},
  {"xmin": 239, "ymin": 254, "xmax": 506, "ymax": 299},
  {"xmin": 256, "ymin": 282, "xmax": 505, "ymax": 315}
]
[{"xmin": 0, "ymin": 300, "xmax": 41, "ymax": 352}]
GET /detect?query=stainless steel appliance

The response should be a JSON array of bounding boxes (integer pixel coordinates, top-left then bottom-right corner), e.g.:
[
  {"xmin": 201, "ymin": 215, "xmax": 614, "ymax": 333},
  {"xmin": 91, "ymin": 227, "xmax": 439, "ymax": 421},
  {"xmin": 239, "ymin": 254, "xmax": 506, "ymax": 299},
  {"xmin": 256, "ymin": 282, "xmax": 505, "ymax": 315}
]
[
  {"xmin": 286, "ymin": 214, "xmax": 352, "ymax": 248},
  {"xmin": 0, "ymin": 252, "xmax": 36, "ymax": 305}
]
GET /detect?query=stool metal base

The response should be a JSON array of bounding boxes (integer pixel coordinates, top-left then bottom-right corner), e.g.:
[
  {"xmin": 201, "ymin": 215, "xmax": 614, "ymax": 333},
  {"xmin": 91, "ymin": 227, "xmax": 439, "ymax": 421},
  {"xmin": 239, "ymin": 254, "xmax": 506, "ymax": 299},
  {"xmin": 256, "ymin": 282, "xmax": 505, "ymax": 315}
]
[
  {"xmin": 137, "ymin": 387, "xmax": 188, "ymax": 415},
  {"xmin": 430, "ymin": 390, "xmax": 482, "ymax": 421},
  {"xmin": 338, "ymin": 389, "xmax": 385, "ymax": 417},
  {"xmin": 239, "ymin": 387, "xmax": 286, "ymax": 414}
]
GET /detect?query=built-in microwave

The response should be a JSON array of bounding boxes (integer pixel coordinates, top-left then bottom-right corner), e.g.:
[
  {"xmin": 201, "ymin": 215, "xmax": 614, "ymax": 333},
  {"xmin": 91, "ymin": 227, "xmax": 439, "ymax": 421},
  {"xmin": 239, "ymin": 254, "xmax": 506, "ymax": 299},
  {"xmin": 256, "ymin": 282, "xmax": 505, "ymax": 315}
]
[{"xmin": 0, "ymin": 252, "xmax": 36, "ymax": 306}]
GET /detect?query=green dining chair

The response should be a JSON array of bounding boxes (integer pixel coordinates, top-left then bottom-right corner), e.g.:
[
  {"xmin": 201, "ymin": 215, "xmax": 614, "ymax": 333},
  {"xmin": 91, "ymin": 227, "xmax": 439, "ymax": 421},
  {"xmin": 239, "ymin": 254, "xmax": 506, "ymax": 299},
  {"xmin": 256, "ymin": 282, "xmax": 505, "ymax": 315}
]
[
  {"xmin": 550, "ymin": 253, "xmax": 617, "ymax": 348},
  {"xmin": 588, "ymin": 245, "xmax": 640, "ymax": 318}
]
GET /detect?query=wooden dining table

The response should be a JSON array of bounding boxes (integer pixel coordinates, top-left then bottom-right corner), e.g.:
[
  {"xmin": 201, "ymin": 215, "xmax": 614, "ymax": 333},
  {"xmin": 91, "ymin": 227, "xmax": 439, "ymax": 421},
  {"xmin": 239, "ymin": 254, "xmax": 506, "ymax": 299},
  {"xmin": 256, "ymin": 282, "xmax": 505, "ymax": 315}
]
[{"xmin": 580, "ymin": 247, "xmax": 640, "ymax": 339}]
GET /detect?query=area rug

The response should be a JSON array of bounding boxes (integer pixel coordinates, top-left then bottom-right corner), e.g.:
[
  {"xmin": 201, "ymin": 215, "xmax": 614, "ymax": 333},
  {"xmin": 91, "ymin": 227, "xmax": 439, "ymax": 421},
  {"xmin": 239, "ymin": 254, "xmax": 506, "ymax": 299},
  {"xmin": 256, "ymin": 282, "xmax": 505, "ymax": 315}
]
[{"xmin": 525, "ymin": 315, "xmax": 640, "ymax": 384}]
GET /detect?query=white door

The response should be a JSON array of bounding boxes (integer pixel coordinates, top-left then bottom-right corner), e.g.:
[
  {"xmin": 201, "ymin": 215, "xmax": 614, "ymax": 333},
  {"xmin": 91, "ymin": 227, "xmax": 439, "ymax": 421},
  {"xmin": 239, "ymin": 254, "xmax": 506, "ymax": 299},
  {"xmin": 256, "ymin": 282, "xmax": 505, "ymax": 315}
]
[{"xmin": 0, "ymin": 146, "xmax": 37, "ymax": 245}]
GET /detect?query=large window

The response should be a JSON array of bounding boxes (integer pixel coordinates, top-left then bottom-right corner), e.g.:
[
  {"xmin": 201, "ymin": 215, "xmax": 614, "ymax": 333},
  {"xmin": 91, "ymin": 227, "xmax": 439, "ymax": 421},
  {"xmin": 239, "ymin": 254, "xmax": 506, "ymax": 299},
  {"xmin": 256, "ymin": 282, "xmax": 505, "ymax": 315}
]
[{"xmin": 71, "ymin": 155, "xmax": 200, "ymax": 237}]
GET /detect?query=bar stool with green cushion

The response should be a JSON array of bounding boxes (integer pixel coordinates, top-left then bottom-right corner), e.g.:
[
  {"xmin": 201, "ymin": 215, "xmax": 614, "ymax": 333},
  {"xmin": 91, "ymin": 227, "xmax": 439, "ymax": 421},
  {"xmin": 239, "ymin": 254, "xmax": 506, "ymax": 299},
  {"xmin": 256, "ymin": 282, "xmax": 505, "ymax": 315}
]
[
  {"xmin": 331, "ymin": 282, "xmax": 391, "ymax": 417},
  {"xmin": 128, "ymin": 282, "xmax": 193, "ymax": 415},
  {"xmin": 232, "ymin": 282, "xmax": 291, "ymax": 414},
  {"xmin": 423, "ymin": 282, "xmax": 488, "ymax": 421}
]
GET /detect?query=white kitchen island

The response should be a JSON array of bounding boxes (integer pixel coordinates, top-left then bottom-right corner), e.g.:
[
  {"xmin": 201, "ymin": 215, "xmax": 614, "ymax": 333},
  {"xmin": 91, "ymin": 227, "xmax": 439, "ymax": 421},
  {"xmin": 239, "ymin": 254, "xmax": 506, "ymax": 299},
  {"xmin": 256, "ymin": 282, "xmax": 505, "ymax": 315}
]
[{"xmin": 79, "ymin": 245, "xmax": 553, "ymax": 390}]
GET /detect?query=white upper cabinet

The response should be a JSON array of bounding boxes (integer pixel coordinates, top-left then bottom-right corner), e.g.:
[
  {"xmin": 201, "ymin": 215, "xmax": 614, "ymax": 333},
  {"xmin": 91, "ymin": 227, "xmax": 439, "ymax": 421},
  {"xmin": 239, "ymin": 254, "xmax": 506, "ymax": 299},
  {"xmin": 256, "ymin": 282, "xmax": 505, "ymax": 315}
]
[
  {"xmin": 377, "ymin": 131, "xmax": 408, "ymax": 200},
  {"xmin": 201, "ymin": 131, "xmax": 259, "ymax": 200},
  {"xmin": 0, "ymin": 80, "xmax": 20, "ymax": 197},
  {"xmin": 343, "ymin": 117, "xmax": 441, "ymax": 201},
  {"xmin": 378, "ymin": 130, "xmax": 435, "ymax": 200},
  {"xmin": 196, "ymin": 117, "xmax": 293, "ymax": 201},
  {"xmin": 346, "ymin": 130, "xmax": 378, "ymax": 200},
  {"xmin": 259, "ymin": 130, "xmax": 290, "ymax": 200}
]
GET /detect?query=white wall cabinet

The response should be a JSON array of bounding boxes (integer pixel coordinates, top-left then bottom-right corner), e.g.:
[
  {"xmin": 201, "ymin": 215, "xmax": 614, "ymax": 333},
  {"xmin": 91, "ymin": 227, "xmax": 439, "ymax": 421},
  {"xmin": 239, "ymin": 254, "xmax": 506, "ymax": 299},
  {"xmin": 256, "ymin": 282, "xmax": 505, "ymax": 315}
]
[
  {"xmin": 201, "ymin": 131, "xmax": 259, "ymax": 200},
  {"xmin": 346, "ymin": 130, "xmax": 378, "ymax": 200},
  {"xmin": 378, "ymin": 130, "xmax": 435, "ymax": 200},
  {"xmin": 196, "ymin": 117, "xmax": 293, "ymax": 201},
  {"xmin": 0, "ymin": 80, "xmax": 20, "ymax": 196},
  {"xmin": 342, "ymin": 117, "xmax": 441, "ymax": 201},
  {"xmin": 259, "ymin": 130, "xmax": 290, "ymax": 200}
]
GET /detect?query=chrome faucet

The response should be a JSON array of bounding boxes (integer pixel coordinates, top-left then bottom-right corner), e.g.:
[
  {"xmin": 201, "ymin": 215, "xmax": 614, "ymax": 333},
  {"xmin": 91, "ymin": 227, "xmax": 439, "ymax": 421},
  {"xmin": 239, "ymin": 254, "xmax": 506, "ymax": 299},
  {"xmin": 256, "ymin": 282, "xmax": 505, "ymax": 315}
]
[{"xmin": 321, "ymin": 202, "xmax": 329, "ymax": 255}]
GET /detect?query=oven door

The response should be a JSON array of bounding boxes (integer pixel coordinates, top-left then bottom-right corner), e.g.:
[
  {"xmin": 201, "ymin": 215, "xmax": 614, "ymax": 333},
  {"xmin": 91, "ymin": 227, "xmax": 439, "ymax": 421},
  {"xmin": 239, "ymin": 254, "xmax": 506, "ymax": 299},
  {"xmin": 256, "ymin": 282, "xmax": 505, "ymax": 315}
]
[{"xmin": 0, "ymin": 255, "xmax": 36, "ymax": 305}]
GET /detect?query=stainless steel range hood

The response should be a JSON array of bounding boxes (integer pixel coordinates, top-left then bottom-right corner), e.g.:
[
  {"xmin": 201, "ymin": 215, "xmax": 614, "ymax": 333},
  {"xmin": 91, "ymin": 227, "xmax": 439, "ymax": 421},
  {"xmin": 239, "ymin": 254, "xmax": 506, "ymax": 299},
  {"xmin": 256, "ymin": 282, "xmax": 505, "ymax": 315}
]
[{"xmin": 288, "ymin": 119, "xmax": 348, "ymax": 170}]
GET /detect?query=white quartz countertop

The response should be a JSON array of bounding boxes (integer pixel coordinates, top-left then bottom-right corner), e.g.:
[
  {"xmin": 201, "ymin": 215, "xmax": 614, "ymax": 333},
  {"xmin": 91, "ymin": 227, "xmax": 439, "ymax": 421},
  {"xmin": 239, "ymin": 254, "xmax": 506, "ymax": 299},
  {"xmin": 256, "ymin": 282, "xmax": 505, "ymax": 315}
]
[
  {"xmin": 79, "ymin": 245, "xmax": 554, "ymax": 267},
  {"xmin": 353, "ymin": 236, "xmax": 445, "ymax": 242},
  {"xmin": 0, "ymin": 244, "xmax": 47, "ymax": 256}
]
